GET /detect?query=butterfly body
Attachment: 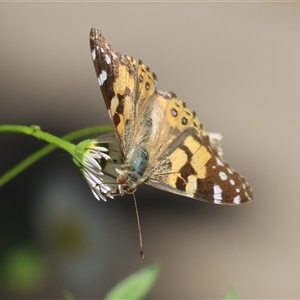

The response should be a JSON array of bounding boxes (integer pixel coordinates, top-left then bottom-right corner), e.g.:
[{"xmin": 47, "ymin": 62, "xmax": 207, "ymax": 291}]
[{"xmin": 90, "ymin": 28, "xmax": 254, "ymax": 204}]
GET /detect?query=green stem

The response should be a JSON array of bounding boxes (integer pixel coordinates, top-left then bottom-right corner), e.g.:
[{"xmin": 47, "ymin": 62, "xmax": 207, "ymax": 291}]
[
  {"xmin": 0, "ymin": 125, "xmax": 113, "ymax": 187},
  {"xmin": 0, "ymin": 125, "xmax": 75, "ymax": 154}
]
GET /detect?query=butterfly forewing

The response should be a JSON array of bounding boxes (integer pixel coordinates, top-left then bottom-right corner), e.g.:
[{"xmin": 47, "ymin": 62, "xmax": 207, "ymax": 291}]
[
  {"xmin": 89, "ymin": 28, "xmax": 254, "ymax": 204},
  {"xmin": 90, "ymin": 29, "xmax": 158, "ymax": 158}
]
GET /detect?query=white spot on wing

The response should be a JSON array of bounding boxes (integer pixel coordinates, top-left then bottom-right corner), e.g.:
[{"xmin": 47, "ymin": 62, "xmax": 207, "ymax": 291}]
[
  {"xmin": 230, "ymin": 179, "xmax": 235, "ymax": 185},
  {"xmin": 233, "ymin": 195, "xmax": 241, "ymax": 204},
  {"xmin": 227, "ymin": 167, "xmax": 233, "ymax": 174},
  {"xmin": 100, "ymin": 47, "xmax": 104, "ymax": 53},
  {"xmin": 219, "ymin": 171, "xmax": 227, "ymax": 181},
  {"xmin": 214, "ymin": 199, "xmax": 222, "ymax": 204},
  {"xmin": 91, "ymin": 49, "xmax": 96, "ymax": 61},
  {"xmin": 213, "ymin": 185, "xmax": 223, "ymax": 201},
  {"xmin": 111, "ymin": 52, "xmax": 117, "ymax": 59},
  {"xmin": 105, "ymin": 54, "xmax": 111, "ymax": 65},
  {"xmin": 98, "ymin": 70, "xmax": 107, "ymax": 86},
  {"xmin": 216, "ymin": 158, "xmax": 224, "ymax": 166}
]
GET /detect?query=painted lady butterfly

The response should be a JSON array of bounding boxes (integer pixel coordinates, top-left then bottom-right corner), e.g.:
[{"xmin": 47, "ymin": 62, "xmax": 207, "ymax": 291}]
[{"xmin": 89, "ymin": 28, "xmax": 254, "ymax": 205}]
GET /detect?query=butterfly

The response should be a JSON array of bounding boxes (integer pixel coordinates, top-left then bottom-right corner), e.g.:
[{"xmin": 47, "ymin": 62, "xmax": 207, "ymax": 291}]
[{"xmin": 89, "ymin": 28, "xmax": 254, "ymax": 205}]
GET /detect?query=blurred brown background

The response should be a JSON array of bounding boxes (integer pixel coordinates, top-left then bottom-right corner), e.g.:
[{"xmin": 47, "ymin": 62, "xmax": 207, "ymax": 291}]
[{"xmin": 1, "ymin": 2, "xmax": 300, "ymax": 299}]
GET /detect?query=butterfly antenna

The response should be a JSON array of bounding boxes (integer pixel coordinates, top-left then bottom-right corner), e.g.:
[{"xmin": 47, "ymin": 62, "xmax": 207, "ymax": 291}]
[{"xmin": 133, "ymin": 193, "xmax": 144, "ymax": 259}]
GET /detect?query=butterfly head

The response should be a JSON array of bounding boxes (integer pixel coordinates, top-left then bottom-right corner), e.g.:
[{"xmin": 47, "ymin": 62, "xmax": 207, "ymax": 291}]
[{"xmin": 115, "ymin": 170, "xmax": 137, "ymax": 195}]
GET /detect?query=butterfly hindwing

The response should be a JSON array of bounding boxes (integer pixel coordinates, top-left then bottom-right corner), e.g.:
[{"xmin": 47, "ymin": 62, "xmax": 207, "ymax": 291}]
[{"xmin": 146, "ymin": 92, "xmax": 253, "ymax": 204}]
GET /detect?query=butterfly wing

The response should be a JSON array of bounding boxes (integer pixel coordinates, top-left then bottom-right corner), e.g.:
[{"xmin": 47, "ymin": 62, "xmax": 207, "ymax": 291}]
[
  {"xmin": 145, "ymin": 91, "xmax": 254, "ymax": 205},
  {"xmin": 90, "ymin": 28, "xmax": 158, "ymax": 159}
]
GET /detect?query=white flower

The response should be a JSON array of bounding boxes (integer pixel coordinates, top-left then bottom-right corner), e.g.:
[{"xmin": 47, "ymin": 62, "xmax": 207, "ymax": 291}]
[{"xmin": 73, "ymin": 139, "xmax": 117, "ymax": 201}]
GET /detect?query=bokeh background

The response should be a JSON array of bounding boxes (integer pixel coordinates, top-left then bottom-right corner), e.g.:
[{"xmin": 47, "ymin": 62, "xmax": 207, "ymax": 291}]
[{"xmin": 1, "ymin": 2, "xmax": 300, "ymax": 299}]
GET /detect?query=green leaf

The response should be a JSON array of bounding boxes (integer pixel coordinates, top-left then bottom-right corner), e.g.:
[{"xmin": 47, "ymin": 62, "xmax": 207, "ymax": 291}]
[
  {"xmin": 104, "ymin": 264, "xmax": 159, "ymax": 300},
  {"xmin": 63, "ymin": 290, "xmax": 75, "ymax": 300},
  {"xmin": 224, "ymin": 288, "xmax": 239, "ymax": 300},
  {"xmin": 4, "ymin": 246, "xmax": 44, "ymax": 292}
]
